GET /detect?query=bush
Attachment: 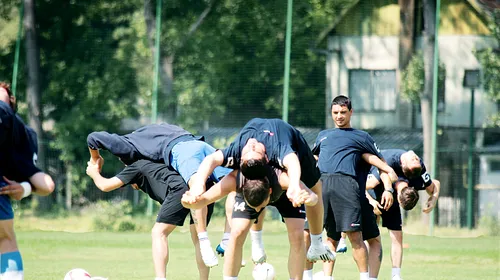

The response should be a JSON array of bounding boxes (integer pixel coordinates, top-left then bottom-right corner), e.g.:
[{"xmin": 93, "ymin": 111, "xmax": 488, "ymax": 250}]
[{"xmin": 91, "ymin": 199, "xmax": 133, "ymax": 231}]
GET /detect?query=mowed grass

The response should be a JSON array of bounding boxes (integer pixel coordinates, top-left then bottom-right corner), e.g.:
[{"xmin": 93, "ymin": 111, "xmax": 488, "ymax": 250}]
[{"xmin": 17, "ymin": 219, "xmax": 499, "ymax": 280}]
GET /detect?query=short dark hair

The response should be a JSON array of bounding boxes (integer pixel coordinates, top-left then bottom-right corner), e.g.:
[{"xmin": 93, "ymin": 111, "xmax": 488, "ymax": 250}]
[
  {"xmin": 402, "ymin": 165, "xmax": 422, "ymax": 179},
  {"xmin": 241, "ymin": 158, "xmax": 267, "ymax": 180},
  {"xmin": 331, "ymin": 95, "xmax": 352, "ymax": 110},
  {"xmin": 242, "ymin": 177, "xmax": 270, "ymax": 208},
  {"xmin": 399, "ymin": 187, "xmax": 419, "ymax": 210}
]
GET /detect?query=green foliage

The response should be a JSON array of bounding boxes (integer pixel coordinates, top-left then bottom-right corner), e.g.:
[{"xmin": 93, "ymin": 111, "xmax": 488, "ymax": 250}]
[
  {"xmin": 479, "ymin": 213, "xmax": 500, "ymax": 236},
  {"xmin": 401, "ymin": 51, "xmax": 446, "ymax": 103},
  {"xmin": 91, "ymin": 199, "xmax": 133, "ymax": 231}
]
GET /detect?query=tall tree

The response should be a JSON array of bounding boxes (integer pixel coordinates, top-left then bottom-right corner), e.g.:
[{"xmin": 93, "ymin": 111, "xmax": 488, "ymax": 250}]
[{"xmin": 24, "ymin": 0, "xmax": 52, "ymax": 210}]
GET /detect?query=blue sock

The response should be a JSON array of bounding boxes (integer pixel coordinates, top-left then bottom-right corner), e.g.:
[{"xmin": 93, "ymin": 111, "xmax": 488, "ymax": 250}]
[{"xmin": 1, "ymin": 251, "xmax": 24, "ymax": 274}]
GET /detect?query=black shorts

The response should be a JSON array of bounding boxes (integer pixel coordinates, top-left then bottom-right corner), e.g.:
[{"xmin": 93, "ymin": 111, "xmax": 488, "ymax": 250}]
[
  {"xmin": 296, "ymin": 134, "xmax": 321, "ymax": 189},
  {"xmin": 322, "ymin": 174, "xmax": 379, "ymax": 241},
  {"xmin": 156, "ymin": 175, "xmax": 214, "ymax": 226},
  {"xmin": 380, "ymin": 200, "xmax": 402, "ymax": 231},
  {"xmin": 232, "ymin": 192, "xmax": 305, "ymax": 221}
]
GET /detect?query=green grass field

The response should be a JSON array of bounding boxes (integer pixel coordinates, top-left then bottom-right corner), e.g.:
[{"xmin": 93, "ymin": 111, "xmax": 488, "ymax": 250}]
[{"xmin": 16, "ymin": 218, "xmax": 500, "ymax": 280}]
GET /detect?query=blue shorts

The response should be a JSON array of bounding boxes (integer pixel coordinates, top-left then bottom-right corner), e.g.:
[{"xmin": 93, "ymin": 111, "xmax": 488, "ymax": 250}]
[
  {"xmin": 168, "ymin": 140, "xmax": 232, "ymax": 184},
  {"xmin": 0, "ymin": 181, "xmax": 14, "ymax": 220}
]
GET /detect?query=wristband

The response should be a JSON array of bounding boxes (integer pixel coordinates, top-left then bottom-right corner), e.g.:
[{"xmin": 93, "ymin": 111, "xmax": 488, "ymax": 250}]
[{"xmin": 20, "ymin": 182, "xmax": 32, "ymax": 198}]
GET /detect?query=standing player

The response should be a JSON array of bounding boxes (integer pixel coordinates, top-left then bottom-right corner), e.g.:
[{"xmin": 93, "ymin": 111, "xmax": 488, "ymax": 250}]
[
  {"xmin": 0, "ymin": 82, "xmax": 56, "ymax": 280},
  {"xmin": 365, "ymin": 149, "xmax": 441, "ymax": 280},
  {"xmin": 86, "ymin": 159, "xmax": 215, "ymax": 280},
  {"xmin": 182, "ymin": 167, "xmax": 318, "ymax": 280},
  {"xmin": 87, "ymin": 124, "xmax": 231, "ymax": 267},
  {"xmin": 312, "ymin": 95, "xmax": 397, "ymax": 280},
  {"xmin": 189, "ymin": 118, "xmax": 335, "ymax": 267}
]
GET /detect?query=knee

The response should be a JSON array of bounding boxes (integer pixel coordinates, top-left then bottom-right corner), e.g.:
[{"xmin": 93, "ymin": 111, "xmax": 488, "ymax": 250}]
[
  {"xmin": 151, "ymin": 225, "xmax": 170, "ymax": 239},
  {"xmin": 288, "ymin": 230, "xmax": 304, "ymax": 248}
]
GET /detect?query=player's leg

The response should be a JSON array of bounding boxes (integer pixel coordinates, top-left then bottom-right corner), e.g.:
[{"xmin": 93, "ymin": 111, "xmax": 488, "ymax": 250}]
[
  {"xmin": 0, "ymin": 191, "xmax": 23, "ymax": 280},
  {"xmin": 189, "ymin": 224, "xmax": 209, "ymax": 280},
  {"xmin": 321, "ymin": 192, "xmax": 340, "ymax": 280},
  {"xmin": 283, "ymin": 218, "xmax": 306, "ymax": 280},
  {"xmin": 365, "ymin": 235, "xmax": 382, "ymax": 279},
  {"xmin": 362, "ymin": 198, "xmax": 382, "ymax": 280},
  {"xmin": 322, "ymin": 237, "xmax": 337, "ymax": 279},
  {"xmin": 151, "ymin": 222, "xmax": 177, "ymax": 279},
  {"xmin": 389, "ymin": 230, "xmax": 403, "ymax": 280},
  {"xmin": 250, "ymin": 207, "xmax": 266, "ymax": 263},
  {"xmin": 302, "ymin": 223, "xmax": 314, "ymax": 280},
  {"xmin": 223, "ymin": 218, "xmax": 253, "ymax": 278},
  {"xmin": 217, "ymin": 191, "xmax": 236, "ymax": 256}
]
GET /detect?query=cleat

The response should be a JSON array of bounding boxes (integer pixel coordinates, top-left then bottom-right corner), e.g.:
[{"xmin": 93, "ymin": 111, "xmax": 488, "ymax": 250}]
[
  {"xmin": 216, "ymin": 244, "xmax": 225, "ymax": 257},
  {"xmin": 306, "ymin": 244, "xmax": 336, "ymax": 263},
  {"xmin": 336, "ymin": 243, "xmax": 347, "ymax": 253},
  {"xmin": 252, "ymin": 245, "xmax": 267, "ymax": 264},
  {"xmin": 392, "ymin": 276, "xmax": 403, "ymax": 280}
]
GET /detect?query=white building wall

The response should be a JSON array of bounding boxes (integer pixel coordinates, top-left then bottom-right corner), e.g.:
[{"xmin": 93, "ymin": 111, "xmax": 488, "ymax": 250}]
[{"xmin": 326, "ymin": 35, "xmax": 498, "ymax": 129}]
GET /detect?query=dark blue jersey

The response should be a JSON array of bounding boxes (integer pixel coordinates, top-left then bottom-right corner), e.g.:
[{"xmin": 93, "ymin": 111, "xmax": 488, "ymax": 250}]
[
  {"xmin": 312, "ymin": 128, "xmax": 382, "ymax": 190},
  {"xmin": 0, "ymin": 101, "xmax": 41, "ymax": 181},
  {"xmin": 369, "ymin": 149, "xmax": 432, "ymax": 191},
  {"xmin": 87, "ymin": 123, "xmax": 202, "ymax": 165},
  {"xmin": 221, "ymin": 118, "xmax": 300, "ymax": 169}
]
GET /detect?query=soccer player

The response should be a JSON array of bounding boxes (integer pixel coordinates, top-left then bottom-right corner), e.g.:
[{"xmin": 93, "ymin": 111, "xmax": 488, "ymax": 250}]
[
  {"xmin": 86, "ymin": 159, "xmax": 215, "ymax": 280},
  {"xmin": 181, "ymin": 167, "xmax": 317, "ymax": 280},
  {"xmin": 0, "ymin": 82, "xmax": 56, "ymax": 280},
  {"xmin": 365, "ymin": 149, "xmax": 441, "ymax": 280},
  {"xmin": 189, "ymin": 118, "xmax": 335, "ymax": 266},
  {"xmin": 87, "ymin": 124, "xmax": 231, "ymax": 267},
  {"xmin": 312, "ymin": 95, "xmax": 397, "ymax": 280}
]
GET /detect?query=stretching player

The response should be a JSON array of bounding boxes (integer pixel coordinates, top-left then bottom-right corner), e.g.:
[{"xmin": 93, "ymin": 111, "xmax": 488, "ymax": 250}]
[
  {"xmin": 86, "ymin": 159, "xmax": 215, "ymax": 280},
  {"xmin": 182, "ymin": 167, "xmax": 317, "ymax": 280},
  {"xmin": 87, "ymin": 124, "xmax": 231, "ymax": 267},
  {"xmin": 0, "ymin": 82, "xmax": 55, "ymax": 280},
  {"xmin": 312, "ymin": 95, "xmax": 396, "ymax": 280},
  {"xmin": 365, "ymin": 149, "xmax": 441, "ymax": 280},
  {"xmin": 189, "ymin": 117, "xmax": 335, "ymax": 274}
]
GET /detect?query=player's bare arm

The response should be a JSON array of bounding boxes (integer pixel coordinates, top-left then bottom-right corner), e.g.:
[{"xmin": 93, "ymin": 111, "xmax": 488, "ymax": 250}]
[
  {"xmin": 362, "ymin": 153, "xmax": 398, "ymax": 183},
  {"xmin": 282, "ymin": 152, "xmax": 302, "ymax": 207},
  {"xmin": 0, "ymin": 177, "xmax": 25, "ymax": 200},
  {"xmin": 423, "ymin": 179, "xmax": 440, "ymax": 213},
  {"xmin": 190, "ymin": 150, "xmax": 225, "ymax": 196},
  {"xmin": 182, "ymin": 170, "xmax": 237, "ymax": 209},
  {"xmin": 86, "ymin": 161, "xmax": 124, "ymax": 192},
  {"xmin": 278, "ymin": 171, "xmax": 318, "ymax": 206},
  {"xmin": 366, "ymin": 190, "xmax": 382, "ymax": 216},
  {"xmin": 89, "ymin": 147, "xmax": 104, "ymax": 172},
  {"xmin": 379, "ymin": 172, "xmax": 394, "ymax": 210},
  {"xmin": 28, "ymin": 172, "xmax": 56, "ymax": 196}
]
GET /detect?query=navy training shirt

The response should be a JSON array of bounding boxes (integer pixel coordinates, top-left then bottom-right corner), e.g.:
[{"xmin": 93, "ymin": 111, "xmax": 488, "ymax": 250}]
[
  {"xmin": 369, "ymin": 149, "xmax": 432, "ymax": 190},
  {"xmin": 221, "ymin": 118, "xmax": 299, "ymax": 170},
  {"xmin": 312, "ymin": 128, "xmax": 382, "ymax": 190},
  {"xmin": 87, "ymin": 123, "xmax": 201, "ymax": 165}
]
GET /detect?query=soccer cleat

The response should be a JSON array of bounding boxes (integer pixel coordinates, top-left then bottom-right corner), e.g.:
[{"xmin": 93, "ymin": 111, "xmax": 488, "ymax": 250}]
[
  {"xmin": 200, "ymin": 247, "xmax": 219, "ymax": 267},
  {"xmin": 392, "ymin": 276, "xmax": 403, "ymax": 280},
  {"xmin": 306, "ymin": 244, "xmax": 336, "ymax": 262},
  {"xmin": 251, "ymin": 245, "xmax": 267, "ymax": 264},
  {"xmin": 216, "ymin": 244, "xmax": 225, "ymax": 257},
  {"xmin": 336, "ymin": 241, "xmax": 347, "ymax": 253}
]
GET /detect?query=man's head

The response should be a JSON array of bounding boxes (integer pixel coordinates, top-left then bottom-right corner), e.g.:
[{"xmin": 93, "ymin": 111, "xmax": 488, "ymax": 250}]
[
  {"xmin": 397, "ymin": 183, "xmax": 420, "ymax": 210},
  {"xmin": 0, "ymin": 82, "xmax": 16, "ymax": 111},
  {"xmin": 401, "ymin": 150, "xmax": 422, "ymax": 179},
  {"xmin": 330, "ymin": 95, "xmax": 352, "ymax": 128},
  {"xmin": 242, "ymin": 177, "xmax": 271, "ymax": 212},
  {"xmin": 241, "ymin": 138, "xmax": 268, "ymax": 179}
]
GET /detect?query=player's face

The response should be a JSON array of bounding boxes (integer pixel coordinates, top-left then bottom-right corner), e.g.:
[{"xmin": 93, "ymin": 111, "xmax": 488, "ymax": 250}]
[
  {"xmin": 395, "ymin": 180, "xmax": 408, "ymax": 204},
  {"xmin": 331, "ymin": 105, "xmax": 352, "ymax": 128},
  {"xmin": 241, "ymin": 138, "xmax": 267, "ymax": 162},
  {"xmin": 0, "ymin": 87, "xmax": 10, "ymax": 105},
  {"xmin": 402, "ymin": 151, "xmax": 421, "ymax": 174}
]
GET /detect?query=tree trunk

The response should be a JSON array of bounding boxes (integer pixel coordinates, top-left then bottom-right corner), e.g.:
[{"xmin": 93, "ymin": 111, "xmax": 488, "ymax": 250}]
[
  {"xmin": 397, "ymin": 0, "xmax": 416, "ymax": 128},
  {"xmin": 24, "ymin": 0, "xmax": 52, "ymax": 211},
  {"xmin": 65, "ymin": 163, "xmax": 72, "ymax": 210},
  {"xmin": 421, "ymin": 0, "xmax": 437, "ymax": 225}
]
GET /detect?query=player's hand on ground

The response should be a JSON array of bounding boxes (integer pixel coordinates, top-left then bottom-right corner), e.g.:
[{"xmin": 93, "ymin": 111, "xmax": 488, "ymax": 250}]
[
  {"xmin": 380, "ymin": 190, "xmax": 394, "ymax": 210},
  {"xmin": 0, "ymin": 177, "xmax": 25, "ymax": 201},
  {"xmin": 181, "ymin": 191, "xmax": 200, "ymax": 208},
  {"xmin": 422, "ymin": 196, "xmax": 437, "ymax": 213},
  {"xmin": 368, "ymin": 198, "xmax": 383, "ymax": 216},
  {"xmin": 86, "ymin": 161, "xmax": 100, "ymax": 178}
]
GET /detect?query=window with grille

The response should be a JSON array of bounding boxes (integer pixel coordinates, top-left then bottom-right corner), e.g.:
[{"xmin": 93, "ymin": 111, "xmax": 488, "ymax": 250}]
[{"xmin": 348, "ymin": 70, "xmax": 396, "ymax": 112}]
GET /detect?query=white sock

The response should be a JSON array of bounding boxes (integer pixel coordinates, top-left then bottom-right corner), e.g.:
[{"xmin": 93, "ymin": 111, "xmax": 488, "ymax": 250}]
[
  {"xmin": 310, "ymin": 233, "xmax": 323, "ymax": 247},
  {"xmin": 369, "ymin": 278, "xmax": 377, "ymax": 280},
  {"xmin": 338, "ymin": 237, "xmax": 346, "ymax": 245},
  {"xmin": 221, "ymin": 232, "xmax": 231, "ymax": 249},
  {"xmin": 154, "ymin": 278, "xmax": 166, "ymax": 280},
  {"xmin": 198, "ymin": 231, "xmax": 211, "ymax": 249},
  {"xmin": 223, "ymin": 276, "xmax": 238, "ymax": 280},
  {"xmin": 303, "ymin": 269, "xmax": 313, "ymax": 280},
  {"xmin": 324, "ymin": 276, "xmax": 334, "ymax": 280},
  {"xmin": 250, "ymin": 230, "xmax": 264, "ymax": 247},
  {"xmin": 360, "ymin": 272, "xmax": 369, "ymax": 280},
  {"xmin": 392, "ymin": 268, "xmax": 401, "ymax": 278}
]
